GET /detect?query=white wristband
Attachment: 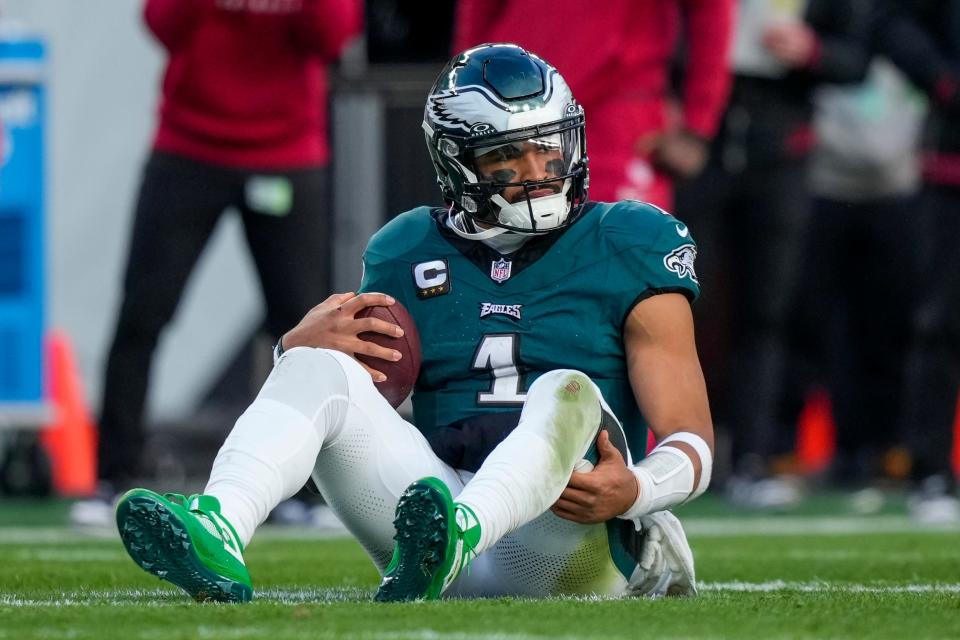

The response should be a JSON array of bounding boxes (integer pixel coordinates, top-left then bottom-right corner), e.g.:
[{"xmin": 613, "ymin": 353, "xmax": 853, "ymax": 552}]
[
  {"xmin": 618, "ymin": 431, "xmax": 713, "ymax": 521},
  {"xmin": 657, "ymin": 431, "xmax": 713, "ymax": 499}
]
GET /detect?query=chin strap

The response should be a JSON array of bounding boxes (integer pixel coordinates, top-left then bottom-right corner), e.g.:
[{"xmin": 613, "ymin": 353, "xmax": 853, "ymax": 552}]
[
  {"xmin": 445, "ymin": 212, "xmax": 533, "ymax": 254},
  {"xmin": 445, "ymin": 213, "xmax": 510, "ymax": 241}
]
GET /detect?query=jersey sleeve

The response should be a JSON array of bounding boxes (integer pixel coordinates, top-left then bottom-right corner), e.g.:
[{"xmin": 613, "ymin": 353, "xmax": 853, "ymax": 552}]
[
  {"xmin": 603, "ymin": 202, "xmax": 701, "ymax": 323},
  {"xmin": 357, "ymin": 208, "xmax": 434, "ymax": 308},
  {"xmin": 358, "ymin": 241, "xmax": 420, "ymax": 313}
]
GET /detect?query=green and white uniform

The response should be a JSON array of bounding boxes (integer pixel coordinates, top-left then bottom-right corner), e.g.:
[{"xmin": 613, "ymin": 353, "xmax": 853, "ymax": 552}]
[
  {"xmin": 149, "ymin": 200, "xmax": 702, "ymax": 600},
  {"xmin": 360, "ymin": 200, "xmax": 699, "ymax": 459},
  {"xmin": 345, "ymin": 201, "xmax": 699, "ymax": 596}
]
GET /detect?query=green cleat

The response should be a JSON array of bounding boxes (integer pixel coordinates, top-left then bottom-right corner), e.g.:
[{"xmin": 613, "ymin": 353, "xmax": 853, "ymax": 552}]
[
  {"xmin": 115, "ymin": 488, "xmax": 253, "ymax": 603},
  {"xmin": 374, "ymin": 477, "xmax": 480, "ymax": 602}
]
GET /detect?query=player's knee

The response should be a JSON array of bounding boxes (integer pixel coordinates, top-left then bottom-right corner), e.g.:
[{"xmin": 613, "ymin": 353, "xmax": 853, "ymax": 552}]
[
  {"xmin": 525, "ymin": 369, "xmax": 601, "ymax": 442},
  {"xmin": 259, "ymin": 347, "xmax": 352, "ymax": 418},
  {"xmin": 528, "ymin": 369, "xmax": 596, "ymax": 400}
]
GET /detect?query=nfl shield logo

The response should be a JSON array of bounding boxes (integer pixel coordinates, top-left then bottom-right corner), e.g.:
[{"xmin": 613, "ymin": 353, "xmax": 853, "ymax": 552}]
[{"xmin": 490, "ymin": 258, "xmax": 512, "ymax": 283}]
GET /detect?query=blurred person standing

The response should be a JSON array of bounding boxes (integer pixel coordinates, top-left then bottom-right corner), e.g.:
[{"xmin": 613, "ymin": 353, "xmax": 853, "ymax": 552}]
[
  {"xmin": 794, "ymin": 60, "xmax": 925, "ymax": 490},
  {"xmin": 452, "ymin": 0, "xmax": 735, "ymax": 211},
  {"xmin": 675, "ymin": 0, "xmax": 873, "ymax": 506},
  {"xmin": 875, "ymin": 0, "xmax": 960, "ymax": 523},
  {"xmin": 73, "ymin": 0, "xmax": 361, "ymax": 523}
]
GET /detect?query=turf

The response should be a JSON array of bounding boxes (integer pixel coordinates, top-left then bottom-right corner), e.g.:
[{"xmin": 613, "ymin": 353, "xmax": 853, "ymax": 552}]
[{"xmin": 1, "ymin": 498, "xmax": 959, "ymax": 639}]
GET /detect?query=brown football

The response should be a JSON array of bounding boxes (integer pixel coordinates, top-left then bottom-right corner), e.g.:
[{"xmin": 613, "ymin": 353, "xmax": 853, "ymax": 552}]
[{"xmin": 354, "ymin": 301, "xmax": 422, "ymax": 408}]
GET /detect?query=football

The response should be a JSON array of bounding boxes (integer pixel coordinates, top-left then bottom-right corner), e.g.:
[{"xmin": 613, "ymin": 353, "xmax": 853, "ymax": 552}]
[{"xmin": 354, "ymin": 301, "xmax": 422, "ymax": 408}]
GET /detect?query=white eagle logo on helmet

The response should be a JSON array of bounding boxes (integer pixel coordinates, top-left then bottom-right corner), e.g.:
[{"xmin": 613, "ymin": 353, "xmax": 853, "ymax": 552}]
[
  {"xmin": 426, "ymin": 70, "xmax": 572, "ymax": 135},
  {"xmin": 427, "ymin": 86, "xmax": 510, "ymax": 134}
]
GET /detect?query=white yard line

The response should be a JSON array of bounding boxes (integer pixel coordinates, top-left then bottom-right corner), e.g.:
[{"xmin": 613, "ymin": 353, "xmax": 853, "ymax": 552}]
[
  {"xmin": 706, "ymin": 548, "xmax": 960, "ymax": 561},
  {"xmin": 682, "ymin": 514, "xmax": 960, "ymax": 537},
  {"xmin": 700, "ymin": 581, "xmax": 960, "ymax": 593},
  {"xmin": 139, "ymin": 631, "xmax": 585, "ymax": 640},
  {"xmin": 0, "ymin": 525, "xmax": 348, "ymax": 544},
  {"xmin": 3, "ymin": 582, "xmax": 960, "ymax": 608},
  {"xmin": 0, "ymin": 514, "xmax": 957, "ymax": 547},
  {"xmin": 10, "ymin": 548, "xmax": 126, "ymax": 562}
]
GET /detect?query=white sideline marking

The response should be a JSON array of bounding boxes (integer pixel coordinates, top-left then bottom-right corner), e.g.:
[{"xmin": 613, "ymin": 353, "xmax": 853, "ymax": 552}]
[
  {"xmin": 0, "ymin": 528, "xmax": 119, "ymax": 544},
  {"xmin": 683, "ymin": 515, "xmax": 960, "ymax": 537},
  {"xmin": 701, "ymin": 581, "xmax": 960, "ymax": 594},
  {"xmin": 707, "ymin": 549, "xmax": 960, "ymax": 562},
  {"xmin": 0, "ymin": 515, "xmax": 957, "ymax": 546},
  {"xmin": 357, "ymin": 634, "xmax": 583, "ymax": 640},
  {"xmin": 3, "ymin": 583, "xmax": 960, "ymax": 608},
  {"xmin": 11, "ymin": 548, "xmax": 126, "ymax": 562},
  {"xmin": 135, "ymin": 630, "xmax": 578, "ymax": 640},
  {"xmin": 0, "ymin": 525, "xmax": 349, "ymax": 544}
]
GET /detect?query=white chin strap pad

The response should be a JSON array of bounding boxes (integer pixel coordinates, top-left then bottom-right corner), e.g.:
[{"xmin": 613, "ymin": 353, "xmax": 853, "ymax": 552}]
[
  {"xmin": 490, "ymin": 184, "xmax": 570, "ymax": 231},
  {"xmin": 445, "ymin": 216, "xmax": 509, "ymax": 241},
  {"xmin": 618, "ymin": 431, "xmax": 713, "ymax": 522}
]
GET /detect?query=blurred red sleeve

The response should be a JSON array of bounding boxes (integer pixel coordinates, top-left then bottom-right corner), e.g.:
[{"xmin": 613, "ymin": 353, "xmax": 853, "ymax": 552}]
[
  {"xmin": 678, "ymin": 0, "xmax": 736, "ymax": 138},
  {"xmin": 452, "ymin": 0, "xmax": 508, "ymax": 53},
  {"xmin": 143, "ymin": 0, "xmax": 212, "ymax": 51},
  {"xmin": 295, "ymin": 0, "xmax": 363, "ymax": 61}
]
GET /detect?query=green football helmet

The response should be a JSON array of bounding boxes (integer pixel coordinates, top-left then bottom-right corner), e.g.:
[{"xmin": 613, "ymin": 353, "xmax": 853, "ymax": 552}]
[{"xmin": 423, "ymin": 43, "xmax": 588, "ymax": 235}]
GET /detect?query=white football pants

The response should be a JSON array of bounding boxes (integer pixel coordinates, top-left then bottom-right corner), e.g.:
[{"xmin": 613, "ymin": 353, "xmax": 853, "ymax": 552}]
[{"xmin": 205, "ymin": 347, "xmax": 658, "ymax": 597}]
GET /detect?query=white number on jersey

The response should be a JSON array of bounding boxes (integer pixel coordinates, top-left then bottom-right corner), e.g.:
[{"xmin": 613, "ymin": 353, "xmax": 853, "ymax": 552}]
[{"xmin": 471, "ymin": 334, "xmax": 527, "ymax": 405}]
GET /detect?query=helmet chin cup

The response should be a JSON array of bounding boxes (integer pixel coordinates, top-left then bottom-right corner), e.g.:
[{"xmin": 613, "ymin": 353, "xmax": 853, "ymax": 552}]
[{"xmin": 488, "ymin": 179, "xmax": 571, "ymax": 232}]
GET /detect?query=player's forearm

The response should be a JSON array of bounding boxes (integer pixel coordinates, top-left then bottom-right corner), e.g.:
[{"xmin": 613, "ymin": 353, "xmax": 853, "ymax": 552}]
[
  {"xmin": 621, "ymin": 270, "xmax": 714, "ymax": 518},
  {"xmin": 619, "ymin": 429, "xmax": 713, "ymax": 520}
]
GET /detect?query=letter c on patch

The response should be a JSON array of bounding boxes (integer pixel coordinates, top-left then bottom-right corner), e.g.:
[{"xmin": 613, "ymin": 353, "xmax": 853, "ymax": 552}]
[{"xmin": 414, "ymin": 260, "xmax": 448, "ymax": 288}]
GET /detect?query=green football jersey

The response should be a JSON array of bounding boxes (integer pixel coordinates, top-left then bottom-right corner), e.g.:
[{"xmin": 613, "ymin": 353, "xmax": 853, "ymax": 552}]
[{"xmin": 359, "ymin": 201, "xmax": 699, "ymax": 458}]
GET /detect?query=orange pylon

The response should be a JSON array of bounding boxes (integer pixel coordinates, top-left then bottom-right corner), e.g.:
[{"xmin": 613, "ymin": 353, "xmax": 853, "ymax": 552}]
[
  {"xmin": 796, "ymin": 386, "xmax": 836, "ymax": 474},
  {"xmin": 38, "ymin": 330, "xmax": 97, "ymax": 496}
]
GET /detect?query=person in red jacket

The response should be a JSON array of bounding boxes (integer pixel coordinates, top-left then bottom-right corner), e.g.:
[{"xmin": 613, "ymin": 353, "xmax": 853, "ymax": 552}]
[
  {"xmin": 453, "ymin": 0, "xmax": 735, "ymax": 210},
  {"xmin": 77, "ymin": 0, "xmax": 361, "ymax": 520}
]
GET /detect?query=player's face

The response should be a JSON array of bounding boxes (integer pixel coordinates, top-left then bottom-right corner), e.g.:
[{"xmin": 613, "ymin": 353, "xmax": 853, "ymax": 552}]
[{"xmin": 475, "ymin": 135, "xmax": 565, "ymax": 204}]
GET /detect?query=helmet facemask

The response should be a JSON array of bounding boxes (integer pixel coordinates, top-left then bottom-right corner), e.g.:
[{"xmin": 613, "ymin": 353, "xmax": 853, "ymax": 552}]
[{"xmin": 431, "ymin": 115, "xmax": 586, "ymax": 234}]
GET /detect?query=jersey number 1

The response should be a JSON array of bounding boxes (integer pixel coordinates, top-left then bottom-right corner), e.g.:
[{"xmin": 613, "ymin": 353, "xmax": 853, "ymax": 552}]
[{"xmin": 471, "ymin": 334, "xmax": 527, "ymax": 405}]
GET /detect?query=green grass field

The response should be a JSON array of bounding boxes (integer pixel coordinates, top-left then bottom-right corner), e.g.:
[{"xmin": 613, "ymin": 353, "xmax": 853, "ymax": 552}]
[{"xmin": 1, "ymin": 495, "xmax": 959, "ymax": 639}]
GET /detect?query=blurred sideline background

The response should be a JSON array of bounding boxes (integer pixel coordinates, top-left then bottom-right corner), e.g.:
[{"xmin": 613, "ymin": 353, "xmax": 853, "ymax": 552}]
[
  {"xmin": 0, "ymin": 0, "xmax": 455, "ymax": 496},
  {"xmin": 0, "ymin": 0, "xmax": 957, "ymax": 513}
]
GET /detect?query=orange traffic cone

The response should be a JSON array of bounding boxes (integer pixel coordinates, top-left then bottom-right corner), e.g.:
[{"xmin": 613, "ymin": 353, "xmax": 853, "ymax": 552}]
[
  {"xmin": 796, "ymin": 386, "xmax": 836, "ymax": 474},
  {"xmin": 38, "ymin": 330, "xmax": 97, "ymax": 496}
]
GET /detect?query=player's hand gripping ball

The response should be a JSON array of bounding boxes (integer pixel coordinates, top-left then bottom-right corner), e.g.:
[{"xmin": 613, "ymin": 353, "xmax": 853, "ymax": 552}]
[{"xmin": 355, "ymin": 301, "xmax": 422, "ymax": 407}]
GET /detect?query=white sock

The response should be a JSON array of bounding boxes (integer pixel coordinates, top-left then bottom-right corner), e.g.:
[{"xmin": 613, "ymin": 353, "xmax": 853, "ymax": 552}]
[
  {"xmin": 204, "ymin": 400, "xmax": 320, "ymax": 548},
  {"xmin": 455, "ymin": 370, "xmax": 600, "ymax": 554},
  {"xmin": 204, "ymin": 348, "xmax": 349, "ymax": 548}
]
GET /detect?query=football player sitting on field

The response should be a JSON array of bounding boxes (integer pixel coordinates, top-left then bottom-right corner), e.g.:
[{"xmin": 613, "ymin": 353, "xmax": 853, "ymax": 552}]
[{"xmin": 114, "ymin": 44, "xmax": 714, "ymax": 602}]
